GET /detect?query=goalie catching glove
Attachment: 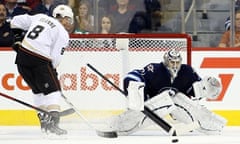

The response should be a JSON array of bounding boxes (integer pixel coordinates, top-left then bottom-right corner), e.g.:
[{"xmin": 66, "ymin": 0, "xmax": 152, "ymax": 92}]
[{"xmin": 193, "ymin": 76, "xmax": 222, "ymax": 100}]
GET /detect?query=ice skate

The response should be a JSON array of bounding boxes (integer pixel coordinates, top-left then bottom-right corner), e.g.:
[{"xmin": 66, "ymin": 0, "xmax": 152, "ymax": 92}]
[{"xmin": 37, "ymin": 111, "xmax": 67, "ymax": 135}]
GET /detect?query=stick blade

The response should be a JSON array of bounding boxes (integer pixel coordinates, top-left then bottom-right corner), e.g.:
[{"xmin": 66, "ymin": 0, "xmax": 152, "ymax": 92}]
[
  {"xmin": 96, "ymin": 130, "xmax": 118, "ymax": 138},
  {"xmin": 60, "ymin": 108, "xmax": 75, "ymax": 117}
]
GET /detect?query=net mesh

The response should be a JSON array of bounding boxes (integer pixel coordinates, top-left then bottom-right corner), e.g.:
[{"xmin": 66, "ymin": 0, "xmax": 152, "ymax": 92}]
[{"xmin": 67, "ymin": 34, "xmax": 189, "ymax": 54}]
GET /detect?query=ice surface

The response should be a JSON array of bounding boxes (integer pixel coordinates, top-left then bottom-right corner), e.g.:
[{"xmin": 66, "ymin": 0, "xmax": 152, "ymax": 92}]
[{"xmin": 0, "ymin": 125, "xmax": 239, "ymax": 144}]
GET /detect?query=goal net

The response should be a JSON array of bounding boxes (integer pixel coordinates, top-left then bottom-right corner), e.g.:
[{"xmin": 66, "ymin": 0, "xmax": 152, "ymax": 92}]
[{"xmin": 57, "ymin": 33, "xmax": 191, "ymax": 124}]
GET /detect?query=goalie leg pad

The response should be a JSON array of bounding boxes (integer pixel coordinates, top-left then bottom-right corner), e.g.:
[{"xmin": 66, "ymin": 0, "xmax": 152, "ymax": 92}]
[
  {"xmin": 195, "ymin": 107, "xmax": 227, "ymax": 135},
  {"xmin": 170, "ymin": 92, "xmax": 227, "ymax": 135},
  {"xmin": 145, "ymin": 90, "xmax": 176, "ymax": 118},
  {"xmin": 170, "ymin": 94, "xmax": 197, "ymax": 124},
  {"xmin": 108, "ymin": 109, "xmax": 154, "ymax": 136}
]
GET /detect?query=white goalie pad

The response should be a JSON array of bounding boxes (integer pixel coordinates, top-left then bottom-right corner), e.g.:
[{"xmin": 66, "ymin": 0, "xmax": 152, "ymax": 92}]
[
  {"xmin": 108, "ymin": 108, "xmax": 201, "ymax": 136},
  {"xmin": 108, "ymin": 90, "xmax": 176, "ymax": 136},
  {"xmin": 108, "ymin": 109, "xmax": 154, "ymax": 136},
  {"xmin": 127, "ymin": 81, "xmax": 145, "ymax": 111},
  {"xmin": 145, "ymin": 90, "xmax": 176, "ymax": 118},
  {"xmin": 193, "ymin": 76, "xmax": 222, "ymax": 100},
  {"xmin": 170, "ymin": 92, "xmax": 227, "ymax": 135}
]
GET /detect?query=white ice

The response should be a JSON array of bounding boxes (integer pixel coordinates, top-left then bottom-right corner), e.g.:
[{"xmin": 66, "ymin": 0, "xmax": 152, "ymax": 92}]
[{"xmin": 0, "ymin": 125, "xmax": 239, "ymax": 144}]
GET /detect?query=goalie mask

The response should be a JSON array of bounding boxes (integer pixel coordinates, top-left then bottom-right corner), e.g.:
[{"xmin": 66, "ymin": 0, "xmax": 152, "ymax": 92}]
[{"xmin": 163, "ymin": 49, "xmax": 182, "ymax": 79}]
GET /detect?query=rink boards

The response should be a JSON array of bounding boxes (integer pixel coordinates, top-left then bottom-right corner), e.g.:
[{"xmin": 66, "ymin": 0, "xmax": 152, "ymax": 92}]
[{"xmin": 0, "ymin": 48, "xmax": 240, "ymax": 126}]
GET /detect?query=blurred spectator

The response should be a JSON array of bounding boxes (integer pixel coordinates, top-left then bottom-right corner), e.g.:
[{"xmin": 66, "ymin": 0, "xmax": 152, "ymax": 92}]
[
  {"xmin": 74, "ymin": 0, "xmax": 94, "ymax": 34},
  {"xmin": 128, "ymin": 11, "xmax": 150, "ymax": 33},
  {"xmin": 144, "ymin": 0, "xmax": 161, "ymax": 14},
  {"xmin": 219, "ymin": 10, "xmax": 240, "ymax": 47},
  {"xmin": 30, "ymin": 0, "xmax": 54, "ymax": 16},
  {"xmin": 4, "ymin": 0, "xmax": 29, "ymax": 20},
  {"xmin": 17, "ymin": 0, "xmax": 41, "ymax": 12},
  {"xmin": 98, "ymin": 0, "xmax": 117, "ymax": 13},
  {"xmin": 0, "ymin": 3, "xmax": 14, "ymax": 46},
  {"xmin": 128, "ymin": 10, "xmax": 172, "ymax": 33},
  {"xmin": 51, "ymin": 0, "xmax": 73, "ymax": 7},
  {"xmin": 225, "ymin": 0, "xmax": 240, "ymax": 31},
  {"xmin": 99, "ymin": 15, "xmax": 114, "ymax": 34},
  {"xmin": 110, "ymin": 0, "xmax": 139, "ymax": 33},
  {"xmin": 225, "ymin": 16, "xmax": 231, "ymax": 31},
  {"xmin": 128, "ymin": 0, "xmax": 166, "ymax": 33},
  {"xmin": 98, "ymin": 0, "xmax": 144, "ymax": 14},
  {"xmin": 144, "ymin": 0, "xmax": 162, "ymax": 30}
]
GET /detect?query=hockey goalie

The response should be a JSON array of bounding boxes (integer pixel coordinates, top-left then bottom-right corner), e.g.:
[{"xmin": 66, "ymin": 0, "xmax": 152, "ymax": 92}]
[{"xmin": 108, "ymin": 49, "xmax": 227, "ymax": 136}]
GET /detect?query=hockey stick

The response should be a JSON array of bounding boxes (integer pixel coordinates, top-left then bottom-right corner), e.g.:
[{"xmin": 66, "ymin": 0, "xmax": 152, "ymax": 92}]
[
  {"xmin": 60, "ymin": 93, "xmax": 117, "ymax": 138},
  {"xmin": 59, "ymin": 108, "xmax": 75, "ymax": 117},
  {"xmin": 86, "ymin": 63, "xmax": 179, "ymax": 142},
  {"xmin": 0, "ymin": 92, "xmax": 74, "ymax": 117}
]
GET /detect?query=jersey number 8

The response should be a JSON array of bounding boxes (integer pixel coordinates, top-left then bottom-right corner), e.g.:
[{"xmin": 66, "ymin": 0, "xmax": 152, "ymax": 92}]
[{"xmin": 27, "ymin": 25, "xmax": 44, "ymax": 40}]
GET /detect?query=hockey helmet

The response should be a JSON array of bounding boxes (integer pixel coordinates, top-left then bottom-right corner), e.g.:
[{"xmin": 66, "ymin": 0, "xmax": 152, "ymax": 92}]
[
  {"xmin": 52, "ymin": 5, "xmax": 74, "ymax": 24},
  {"xmin": 163, "ymin": 49, "xmax": 182, "ymax": 77}
]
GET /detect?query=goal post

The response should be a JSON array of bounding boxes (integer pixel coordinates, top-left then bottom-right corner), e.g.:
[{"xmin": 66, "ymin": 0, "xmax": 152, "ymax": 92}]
[{"xmin": 57, "ymin": 33, "xmax": 192, "ymax": 119}]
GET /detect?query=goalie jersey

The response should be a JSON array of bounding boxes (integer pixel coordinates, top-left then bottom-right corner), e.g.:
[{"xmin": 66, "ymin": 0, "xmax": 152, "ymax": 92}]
[{"xmin": 123, "ymin": 62, "xmax": 201, "ymax": 100}]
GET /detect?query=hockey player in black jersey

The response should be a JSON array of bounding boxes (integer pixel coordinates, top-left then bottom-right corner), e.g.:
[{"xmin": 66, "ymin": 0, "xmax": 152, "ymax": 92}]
[
  {"xmin": 123, "ymin": 49, "xmax": 201, "ymax": 100},
  {"xmin": 109, "ymin": 49, "xmax": 227, "ymax": 136}
]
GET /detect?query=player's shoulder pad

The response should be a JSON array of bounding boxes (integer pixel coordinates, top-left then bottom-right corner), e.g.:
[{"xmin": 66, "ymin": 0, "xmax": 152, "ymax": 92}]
[{"xmin": 144, "ymin": 63, "xmax": 161, "ymax": 72}]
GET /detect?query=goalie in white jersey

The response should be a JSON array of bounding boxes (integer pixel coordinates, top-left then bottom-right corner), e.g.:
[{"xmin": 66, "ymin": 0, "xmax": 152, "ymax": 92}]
[{"xmin": 10, "ymin": 5, "xmax": 74, "ymax": 135}]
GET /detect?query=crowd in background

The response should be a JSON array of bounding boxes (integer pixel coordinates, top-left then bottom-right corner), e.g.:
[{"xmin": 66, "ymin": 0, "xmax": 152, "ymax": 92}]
[
  {"xmin": 219, "ymin": 0, "xmax": 240, "ymax": 47},
  {"xmin": 0, "ymin": 0, "xmax": 164, "ymax": 47},
  {"xmin": 0, "ymin": 0, "xmax": 239, "ymax": 47}
]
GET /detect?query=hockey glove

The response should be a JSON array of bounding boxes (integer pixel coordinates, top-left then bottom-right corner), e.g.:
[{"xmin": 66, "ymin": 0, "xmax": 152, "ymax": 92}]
[
  {"xmin": 11, "ymin": 41, "xmax": 21, "ymax": 52},
  {"xmin": 11, "ymin": 28, "xmax": 26, "ymax": 52},
  {"xmin": 12, "ymin": 28, "xmax": 26, "ymax": 42}
]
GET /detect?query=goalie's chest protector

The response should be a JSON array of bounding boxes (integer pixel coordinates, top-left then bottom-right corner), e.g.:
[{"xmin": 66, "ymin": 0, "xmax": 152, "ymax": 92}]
[{"xmin": 143, "ymin": 63, "xmax": 199, "ymax": 98}]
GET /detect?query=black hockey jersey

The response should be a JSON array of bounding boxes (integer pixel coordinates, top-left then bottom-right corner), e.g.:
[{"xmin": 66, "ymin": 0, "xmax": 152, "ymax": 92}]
[{"xmin": 123, "ymin": 62, "xmax": 201, "ymax": 100}]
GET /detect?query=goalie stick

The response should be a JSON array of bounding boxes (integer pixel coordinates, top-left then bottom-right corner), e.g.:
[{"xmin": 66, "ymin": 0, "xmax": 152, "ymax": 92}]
[
  {"xmin": 60, "ymin": 93, "xmax": 118, "ymax": 138},
  {"xmin": 0, "ymin": 92, "xmax": 74, "ymax": 117},
  {"xmin": 86, "ymin": 63, "xmax": 179, "ymax": 142}
]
